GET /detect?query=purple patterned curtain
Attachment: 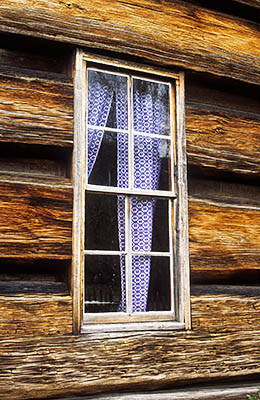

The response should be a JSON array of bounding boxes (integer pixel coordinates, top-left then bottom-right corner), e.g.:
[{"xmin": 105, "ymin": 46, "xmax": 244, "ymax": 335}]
[
  {"xmin": 117, "ymin": 81, "xmax": 164, "ymax": 312},
  {"xmin": 87, "ymin": 76, "xmax": 113, "ymax": 177},
  {"xmin": 88, "ymin": 73, "xmax": 165, "ymax": 313}
]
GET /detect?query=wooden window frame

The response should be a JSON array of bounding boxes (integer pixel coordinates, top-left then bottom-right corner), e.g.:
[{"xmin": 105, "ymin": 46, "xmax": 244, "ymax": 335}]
[{"xmin": 73, "ymin": 49, "xmax": 190, "ymax": 334}]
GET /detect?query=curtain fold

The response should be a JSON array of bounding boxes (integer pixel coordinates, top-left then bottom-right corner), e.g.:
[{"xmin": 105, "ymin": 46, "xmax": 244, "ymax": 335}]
[
  {"xmin": 87, "ymin": 76, "xmax": 113, "ymax": 177},
  {"xmin": 87, "ymin": 73, "xmax": 165, "ymax": 313},
  {"xmin": 117, "ymin": 83, "xmax": 164, "ymax": 312}
]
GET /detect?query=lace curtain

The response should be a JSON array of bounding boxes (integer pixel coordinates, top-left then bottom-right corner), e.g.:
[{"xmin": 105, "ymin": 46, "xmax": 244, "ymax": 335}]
[{"xmin": 87, "ymin": 72, "xmax": 165, "ymax": 312}]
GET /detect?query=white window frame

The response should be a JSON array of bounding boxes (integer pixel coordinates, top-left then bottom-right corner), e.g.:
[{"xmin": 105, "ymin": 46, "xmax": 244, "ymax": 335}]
[{"xmin": 73, "ymin": 49, "xmax": 190, "ymax": 334}]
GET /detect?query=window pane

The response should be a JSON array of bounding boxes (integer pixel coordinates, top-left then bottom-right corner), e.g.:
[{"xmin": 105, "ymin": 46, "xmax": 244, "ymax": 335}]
[
  {"xmin": 146, "ymin": 257, "xmax": 171, "ymax": 312},
  {"xmin": 152, "ymin": 199, "xmax": 169, "ymax": 252},
  {"xmin": 88, "ymin": 130, "xmax": 128, "ymax": 188},
  {"xmin": 133, "ymin": 78, "xmax": 170, "ymax": 136},
  {"xmin": 131, "ymin": 196, "xmax": 169, "ymax": 252},
  {"xmin": 84, "ymin": 255, "xmax": 125, "ymax": 313},
  {"xmin": 85, "ymin": 194, "xmax": 125, "ymax": 251},
  {"xmin": 87, "ymin": 70, "xmax": 128, "ymax": 130},
  {"xmin": 131, "ymin": 256, "xmax": 171, "ymax": 312},
  {"xmin": 133, "ymin": 136, "xmax": 171, "ymax": 191}
]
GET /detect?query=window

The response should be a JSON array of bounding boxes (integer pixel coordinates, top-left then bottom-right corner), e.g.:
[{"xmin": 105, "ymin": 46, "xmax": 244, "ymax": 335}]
[{"xmin": 73, "ymin": 50, "xmax": 190, "ymax": 333}]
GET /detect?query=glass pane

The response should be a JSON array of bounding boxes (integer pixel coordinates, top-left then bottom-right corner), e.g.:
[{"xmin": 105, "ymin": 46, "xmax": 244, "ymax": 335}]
[
  {"xmin": 88, "ymin": 130, "xmax": 128, "ymax": 188},
  {"xmin": 133, "ymin": 78, "xmax": 170, "ymax": 136},
  {"xmin": 134, "ymin": 136, "xmax": 171, "ymax": 191},
  {"xmin": 85, "ymin": 194, "xmax": 125, "ymax": 251},
  {"xmin": 87, "ymin": 70, "xmax": 128, "ymax": 130},
  {"xmin": 146, "ymin": 257, "xmax": 171, "ymax": 311},
  {"xmin": 131, "ymin": 196, "xmax": 169, "ymax": 253},
  {"xmin": 131, "ymin": 256, "xmax": 171, "ymax": 312},
  {"xmin": 131, "ymin": 197, "xmax": 169, "ymax": 253},
  {"xmin": 152, "ymin": 199, "xmax": 169, "ymax": 252},
  {"xmin": 84, "ymin": 255, "xmax": 125, "ymax": 313}
]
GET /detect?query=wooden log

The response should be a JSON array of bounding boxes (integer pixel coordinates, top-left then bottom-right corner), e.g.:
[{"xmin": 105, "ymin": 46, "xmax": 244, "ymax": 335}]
[
  {"xmin": 0, "ymin": 181, "xmax": 72, "ymax": 258},
  {"xmin": 191, "ymin": 288, "xmax": 260, "ymax": 332},
  {"xmin": 52, "ymin": 383, "xmax": 260, "ymax": 400},
  {"xmin": 0, "ymin": 294, "xmax": 72, "ymax": 336},
  {"xmin": 186, "ymin": 102, "xmax": 260, "ymax": 175},
  {"xmin": 0, "ymin": 72, "xmax": 73, "ymax": 146},
  {"xmin": 188, "ymin": 179, "xmax": 260, "ymax": 283},
  {"xmin": 0, "ymin": 157, "xmax": 67, "ymax": 179},
  {"xmin": 1, "ymin": 328, "xmax": 260, "ymax": 399},
  {"xmin": 186, "ymin": 73, "xmax": 260, "ymax": 115},
  {"xmin": 233, "ymin": 0, "xmax": 260, "ymax": 8},
  {"xmin": 0, "ymin": 1, "xmax": 259, "ymax": 85},
  {"xmin": 0, "ymin": 47, "xmax": 68, "ymax": 75}
]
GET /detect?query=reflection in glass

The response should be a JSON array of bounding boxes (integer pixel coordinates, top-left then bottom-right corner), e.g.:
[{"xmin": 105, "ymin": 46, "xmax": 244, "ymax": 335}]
[
  {"xmin": 133, "ymin": 78, "xmax": 170, "ymax": 136},
  {"xmin": 85, "ymin": 194, "xmax": 125, "ymax": 251},
  {"xmin": 84, "ymin": 255, "xmax": 124, "ymax": 313},
  {"xmin": 152, "ymin": 199, "xmax": 169, "ymax": 252},
  {"xmin": 87, "ymin": 70, "xmax": 128, "ymax": 129},
  {"xmin": 88, "ymin": 130, "xmax": 128, "ymax": 187},
  {"xmin": 130, "ymin": 196, "xmax": 169, "ymax": 253},
  {"xmin": 134, "ymin": 136, "xmax": 171, "ymax": 191},
  {"xmin": 146, "ymin": 257, "xmax": 171, "ymax": 311}
]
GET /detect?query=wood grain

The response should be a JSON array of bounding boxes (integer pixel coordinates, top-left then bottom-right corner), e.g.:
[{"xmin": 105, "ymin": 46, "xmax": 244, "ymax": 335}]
[
  {"xmin": 189, "ymin": 198, "xmax": 260, "ymax": 279},
  {"xmin": 0, "ymin": 47, "xmax": 68, "ymax": 75},
  {"xmin": 0, "ymin": 1, "xmax": 259, "ymax": 84},
  {"xmin": 233, "ymin": 0, "xmax": 260, "ymax": 8},
  {"xmin": 1, "ymin": 327, "xmax": 260, "ymax": 399},
  {"xmin": 188, "ymin": 178, "xmax": 260, "ymax": 282},
  {"xmin": 0, "ymin": 294, "xmax": 72, "ymax": 336},
  {"xmin": 0, "ymin": 72, "xmax": 73, "ymax": 146},
  {"xmin": 186, "ymin": 102, "xmax": 260, "ymax": 175},
  {"xmin": 0, "ymin": 181, "xmax": 72, "ymax": 258},
  {"xmin": 54, "ymin": 383, "xmax": 260, "ymax": 400},
  {"xmin": 191, "ymin": 290, "xmax": 260, "ymax": 332}
]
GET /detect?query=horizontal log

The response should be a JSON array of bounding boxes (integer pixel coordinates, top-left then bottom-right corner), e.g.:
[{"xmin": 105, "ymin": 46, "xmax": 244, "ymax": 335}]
[
  {"xmin": 1, "ymin": 329, "xmax": 260, "ymax": 399},
  {"xmin": 188, "ymin": 179, "xmax": 260, "ymax": 283},
  {"xmin": 0, "ymin": 72, "xmax": 73, "ymax": 146},
  {"xmin": 233, "ymin": 0, "xmax": 260, "ymax": 8},
  {"xmin": 55, "ymin": 383, "xmax": 260, "ymax": 400},
  {"xmin": 0, "ymin": 181, "xmax": 72, "ymax": 258},
  {"xmin": 0, "ymin": 1, "xmax": 259, "ymax": 85},
  {"xmin": 0, "ymin": 294, "xmax": 72, "ymax": 336},
  {"xmin": 186, "ymin": 73, "xmax": 260, "ymax": 115},
  {"xmin": 0, "ymin": 47, "xmax": 68, "ymax": 75},
  {"xmin": 191, "ymin": 289, "xmax": 260, "ymax": 332},
  {"xmin": 186, "ymin": 102, "xmax": 260, "ymax": 175},
  {"xmin": 0, "ymin": 157, "xmax": 67, "ymax": 179}
]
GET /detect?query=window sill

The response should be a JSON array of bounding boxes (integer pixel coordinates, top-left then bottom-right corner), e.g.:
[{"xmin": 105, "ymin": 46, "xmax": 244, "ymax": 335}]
[{"xmin": 81, "ymin": 321, "xmax": 185, "ymax": 334}]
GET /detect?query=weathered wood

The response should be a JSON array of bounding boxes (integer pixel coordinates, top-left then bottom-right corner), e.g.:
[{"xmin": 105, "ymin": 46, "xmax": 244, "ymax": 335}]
[
  {"xmin": 188, "ymin": 179, "xmax": 260, "ymax": 283},
  {"xmin": 0, "ymin": 294, "xmax": 72, "ymax": 336},
  {"xmin": 233, "ymin": 0, "xmax": 260, "ymax": 8},
  {"xmin": 186, "ymin": 73, "xmax": 260, "ymax": 115},
  {"xmin": 0, "ymin": 181, "xmax": 72, "ymax": 258},
  {"xmin": 191, "ymin": 289, "xmax": 260, "ymax": 332},
  {"xmin": 0, "ymin": 1, "xmax": 259, "ymax": 85},
  {"xmin": 53, "ymin": 382, "xmax": 260, "ymax": 400},
  {"xmin": 0, "ymin": 47, "xmax": 68, "ymax": 75},
  {"xmin": 72, "ymin": 48, "xmax": 85, "ymax": 334},
  {"xmin": 1, "ymin": 328, "xmax": 260, "ymax": 399},
  {"xmin": 0, "ymin": 157, "xmax": 67, "ymax": 178},
  {"xmin": 0, "ymin": 72, "xmax": 73, "ymax": 146},
  {"xmin": 186, "ymin": 102, "xmax": 260, "ymax": 175}
]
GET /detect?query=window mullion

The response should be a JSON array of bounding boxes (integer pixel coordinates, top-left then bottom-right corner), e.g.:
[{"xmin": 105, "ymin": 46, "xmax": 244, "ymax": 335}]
[
  {"xmin": 129, "ymin": 75, "xmax": 134, "ymax": 191},
  {"xmin": 125, "ymin": 195, "xmax": 132, "ymax": 314}
]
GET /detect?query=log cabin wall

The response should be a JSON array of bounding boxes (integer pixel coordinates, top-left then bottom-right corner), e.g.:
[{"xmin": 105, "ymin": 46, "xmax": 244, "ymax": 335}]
[{"xmin": 0, "ymin": 0, "xmax": 259, "ymax": 399}]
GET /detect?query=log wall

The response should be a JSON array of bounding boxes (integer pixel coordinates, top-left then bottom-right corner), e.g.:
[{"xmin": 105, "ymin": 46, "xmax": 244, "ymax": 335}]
[{"xmin": 0, "ymin": 0, "xmax": 259, "ymax": 398}]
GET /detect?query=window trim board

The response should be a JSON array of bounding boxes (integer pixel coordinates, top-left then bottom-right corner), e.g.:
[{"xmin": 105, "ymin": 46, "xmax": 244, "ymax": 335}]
[{"xmin": 73, "ymin": 49, "xmax": 190, "ymax": 334}]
